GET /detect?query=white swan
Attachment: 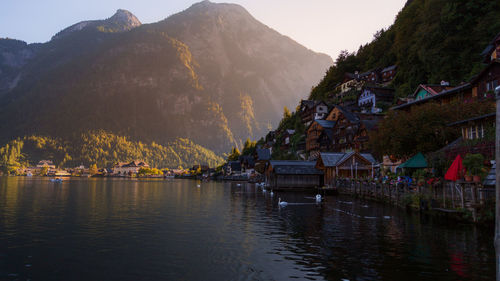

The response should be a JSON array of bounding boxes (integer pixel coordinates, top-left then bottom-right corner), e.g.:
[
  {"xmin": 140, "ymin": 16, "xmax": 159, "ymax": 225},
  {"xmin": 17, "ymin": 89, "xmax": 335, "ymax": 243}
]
[
  {"xmin": 197, "ymin": 184, "xmax": 201, "ymax": 188},
  {"xmin": 236, "ymin": 183, "xmax": 241, "ymax": 187},
  {"xmin": 315, "ymin": 194, "xmax": 322, "ymax": 202},
  {"xmin": 270, "ymin": 190, "xmax": 274, "ymax": 197},
  {"xmin": 278, "ymin": 198, "xmax": 288, "ymax": 207},
  {"xmin": 262, "ymin": 187, "xmax": 267, "ymax": 193}
]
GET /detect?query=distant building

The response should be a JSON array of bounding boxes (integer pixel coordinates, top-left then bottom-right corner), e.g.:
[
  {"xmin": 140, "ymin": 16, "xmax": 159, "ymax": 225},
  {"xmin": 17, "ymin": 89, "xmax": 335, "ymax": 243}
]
[
  {"xmin": 36, "ymin": 160, "xmax": 56, "ymax": 169},
  {"xmin": 281, "ymin": 129, "xmax": 295, "ymax": 150},
  {"xmin": 113, "ymin": 161, "xmax": 149, "ymax": 175},
  {"xmin": 224, "ymin": 161, "xmax": 242, "ymax": 176}
]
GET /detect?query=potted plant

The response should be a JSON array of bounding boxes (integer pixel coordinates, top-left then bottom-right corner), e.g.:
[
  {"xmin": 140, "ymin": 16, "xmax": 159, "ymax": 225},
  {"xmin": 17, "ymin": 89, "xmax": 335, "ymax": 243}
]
[{"xmin": 463, "ymin": 153, "xmax": 485, "ymax": 183}]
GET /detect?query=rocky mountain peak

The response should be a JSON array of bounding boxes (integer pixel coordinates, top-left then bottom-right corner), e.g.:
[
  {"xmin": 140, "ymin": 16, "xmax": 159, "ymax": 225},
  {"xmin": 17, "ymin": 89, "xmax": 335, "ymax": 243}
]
[
  {"xmin": 108, "ymin": 9, "xmax": 141, "ymax": 29},
  {"xmin": 52, "ymin": 9, "xmax": 141, "ymax": 40}
]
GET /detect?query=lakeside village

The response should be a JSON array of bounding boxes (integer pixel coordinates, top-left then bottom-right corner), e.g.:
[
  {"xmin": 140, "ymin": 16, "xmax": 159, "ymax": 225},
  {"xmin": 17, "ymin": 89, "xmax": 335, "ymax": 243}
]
[
  {"xmin": 8, "ymin": 33, "xmax": 500, "ymax": 222},
  {"xmin": 220, "ymin": 32, "xmax": 500, "ymax": 223}
]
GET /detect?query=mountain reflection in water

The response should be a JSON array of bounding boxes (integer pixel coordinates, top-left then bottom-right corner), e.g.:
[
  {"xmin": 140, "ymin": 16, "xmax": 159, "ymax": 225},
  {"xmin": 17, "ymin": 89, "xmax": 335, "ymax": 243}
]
[{"xmin": 0, "ymin": 177, "xmax": 494, "ymax": 280}]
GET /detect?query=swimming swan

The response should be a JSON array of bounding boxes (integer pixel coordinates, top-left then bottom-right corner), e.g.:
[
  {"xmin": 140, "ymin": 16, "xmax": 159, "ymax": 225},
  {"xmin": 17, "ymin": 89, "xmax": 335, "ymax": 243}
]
[
  {"xmin": 278, "ymin": 198, "xmax": 288, "ymax": 207},
  {"xmin": 315, "ymin": 194, "xmax": 322, "ymax": 202}
]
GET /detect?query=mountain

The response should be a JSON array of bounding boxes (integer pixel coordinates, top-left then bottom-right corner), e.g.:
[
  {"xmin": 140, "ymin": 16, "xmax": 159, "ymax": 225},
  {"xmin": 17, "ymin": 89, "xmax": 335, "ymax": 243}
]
[
  {"xmin": 52, "ymin": 9, "xmax": 142, "ymax": 40},
  {"xmin": 0, "ymin": 1, "xmax": 332, "ymax": 156},
  {"xmin": 309, "ymin": 0, "xmax": 500, "ymax": 100}
]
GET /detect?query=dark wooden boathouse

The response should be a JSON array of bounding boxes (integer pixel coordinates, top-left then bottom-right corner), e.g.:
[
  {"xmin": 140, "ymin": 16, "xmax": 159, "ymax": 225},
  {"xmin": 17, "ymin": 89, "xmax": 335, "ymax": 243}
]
[{"xmin": 265, "ymin": 161, "xmax": 323, "ymax": 190}]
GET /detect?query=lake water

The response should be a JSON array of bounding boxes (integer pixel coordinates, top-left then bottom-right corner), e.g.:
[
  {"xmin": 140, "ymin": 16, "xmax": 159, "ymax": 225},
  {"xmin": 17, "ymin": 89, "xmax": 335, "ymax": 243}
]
[{"xmin": 0, "ymin": 177, "xmax": 495, "ymax": 280}]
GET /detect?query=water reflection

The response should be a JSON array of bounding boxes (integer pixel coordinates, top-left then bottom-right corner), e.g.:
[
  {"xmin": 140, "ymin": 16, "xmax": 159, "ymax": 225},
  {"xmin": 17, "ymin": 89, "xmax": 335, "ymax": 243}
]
[{"xmin": 0, "ymin": 178, "xmax": 495, "ymax": 280}]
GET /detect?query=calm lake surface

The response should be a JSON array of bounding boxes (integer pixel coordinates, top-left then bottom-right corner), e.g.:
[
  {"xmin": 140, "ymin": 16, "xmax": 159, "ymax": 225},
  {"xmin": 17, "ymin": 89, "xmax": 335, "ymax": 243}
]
[{"xmin": 0, "ymin": 177, "xmax": 495, "ymax": 280}]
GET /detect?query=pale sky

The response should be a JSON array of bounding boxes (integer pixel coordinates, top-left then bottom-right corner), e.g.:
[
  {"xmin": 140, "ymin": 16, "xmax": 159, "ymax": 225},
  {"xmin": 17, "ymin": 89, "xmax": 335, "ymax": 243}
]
[{"xmin": 0, "ymin": 0, "xmax": 406, "ymax": 60}]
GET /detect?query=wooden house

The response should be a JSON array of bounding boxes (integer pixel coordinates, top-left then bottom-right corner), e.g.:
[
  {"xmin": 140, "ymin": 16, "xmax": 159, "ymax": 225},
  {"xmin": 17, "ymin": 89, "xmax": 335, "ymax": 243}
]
[
  {"xmin": 265, "ymin": 160, "xmax": 323, "ymax": 189},
  {"xmin": 315, "ymin": 152, "xmax": 378, "ymax": 185},
  {"xmin": 412, "ymin": 84, "xmax": 454, "ymax": 101},
  {"xmin": 470, "ymin": 60, "xmax": 500, "ymax": 99},
  {"xmin": 254, "ymin": 148, "xmax": 271, "ymax": 174},
  {"xmin": 306, "ymin": 119, "xmax": 336, "ymax": 157},
  {"xmin": 381, "ymin": 65, "xmax": 397, "ymax": 83},
  {"xmin": 299, "ymin": 100, "xmax": 329, "ymax": 126},
  {"xmin": 358, "ymin": 69, "xmax": 380, "ymax": 83},
  {"xmin": 239, "ymin": 155, "xmax": 255, "ymax": 174},
  {"xmin": 391, "ymin": 83, "xmax": 472, "ymax": 111},
  {"xmin": 323, "ymin": 106, "xmax": 381, "ymax": 152},
  {"xmin": 448, "ymin": 112, "xmax": 495, "ymax": 141},
  {"xmin": 280, "ymin": 129, "xmax": 295, "ymax": 150},
  {"xmin": 481, "ymin": 32, "xmax": 500, "ymax": 63}
]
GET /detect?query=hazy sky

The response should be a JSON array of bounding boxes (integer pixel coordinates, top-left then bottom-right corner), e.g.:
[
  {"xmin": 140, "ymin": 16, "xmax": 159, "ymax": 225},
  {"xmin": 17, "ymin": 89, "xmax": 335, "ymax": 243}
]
[{"xmin": 0, "ymin": 0, "xmax": 406, "ymax": 59}]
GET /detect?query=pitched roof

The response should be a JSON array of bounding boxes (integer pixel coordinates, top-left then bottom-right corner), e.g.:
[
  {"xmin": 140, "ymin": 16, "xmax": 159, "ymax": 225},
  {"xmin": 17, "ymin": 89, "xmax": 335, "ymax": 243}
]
[
  {"xmin": 269, "ymin": 160, "xmax": 323, "ymax": 175},
  {"xmin": 470, "ymin": 59, "xmax": 500, "ymax": 84},
  {"xmin": 315, "ymin": 119, "xmax": 336, "ymax": 129},
  {"xmin": 398, "ymin": 153, "xmax": 427, "ymax": 169},
  {"xmin": 447, "ymin": 112, "xmax": 495, "ymax": 127},
  {"xmin": 411, "ymin": 84, "xmax": 453, "ymax": 98},
  {"xmin": 319, "ymin": 152, "xmax": 377, "ymax": 167},
  {"xmin": 334, "ymin": 105, "xmax": 360, "ymax": 123},
  {"xmin": 300, "ymin": 100, "xmax": 327, "ymax": 110},
  {"xmin": 391, "ymin": 83, "xmax": 471, "ymax": 110},
  {"xmin": 319, "ymin": 153, "xmax": 346, "ymax": 166},
  {"xmin": 382, "ymin": 65, "xmax": 397, "ymax": 72},
  {"xmin": 481, "ymin": 32, "xmax": 500, "ymax": 57},
  {"xmin": 483, "ymin": 162, "xmax": 496, "ymax": 186}
]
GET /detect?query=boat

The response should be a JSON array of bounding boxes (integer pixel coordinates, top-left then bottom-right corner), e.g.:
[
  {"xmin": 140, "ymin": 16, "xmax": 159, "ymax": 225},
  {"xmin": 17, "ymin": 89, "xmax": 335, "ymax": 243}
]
[{"xmin": 50, "ymin": 178, "xmax": 63, "ymax": 183}]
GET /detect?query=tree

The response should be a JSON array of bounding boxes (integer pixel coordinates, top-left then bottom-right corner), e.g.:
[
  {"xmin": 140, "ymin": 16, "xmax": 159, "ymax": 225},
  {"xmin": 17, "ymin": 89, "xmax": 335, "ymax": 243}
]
[
  {"xmin": 227, "ymin": 147, "xmax": 240, "ymax": 161},
  {"xmin": 89, "ymin": 164, "xmax": 98, "ymax": 175},
  {"xmin": 283, "ymin": 106, "xmax": 292, "ymax": 119}
]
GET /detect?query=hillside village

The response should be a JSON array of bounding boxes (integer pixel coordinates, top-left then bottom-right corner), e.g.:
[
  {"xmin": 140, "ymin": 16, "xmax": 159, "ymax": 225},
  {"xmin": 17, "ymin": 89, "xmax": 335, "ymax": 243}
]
[{"xmin": 221, "ymin": 32, "xmax": 500, "ymax": 194}]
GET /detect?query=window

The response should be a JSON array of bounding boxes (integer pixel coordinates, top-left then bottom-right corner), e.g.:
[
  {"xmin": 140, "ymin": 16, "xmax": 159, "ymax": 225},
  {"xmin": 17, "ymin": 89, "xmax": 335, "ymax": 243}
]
[
  {"xmin": 470, "ymin": 126, "xmax": 476, "ymax": 139},
  {"xmin": 486, "ymin": 80, "xmax": 499, "ymax": 92}
]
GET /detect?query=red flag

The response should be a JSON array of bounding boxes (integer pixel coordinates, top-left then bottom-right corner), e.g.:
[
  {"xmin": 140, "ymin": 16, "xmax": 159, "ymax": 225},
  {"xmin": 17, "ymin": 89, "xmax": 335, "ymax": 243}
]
[{"xmin": 444, "ymin": 155, "xmax": 465, "ymax": 181}]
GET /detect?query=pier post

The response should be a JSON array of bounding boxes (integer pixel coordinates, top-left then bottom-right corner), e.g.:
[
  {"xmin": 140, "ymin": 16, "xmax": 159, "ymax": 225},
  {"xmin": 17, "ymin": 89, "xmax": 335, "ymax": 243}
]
[
  {"xmin": 494, "ymin": 85, "xmax": 500, "ymax": 280},
  {"xmin": 460, "ymin": 183, "xmax": 465, "ymax": 209}
]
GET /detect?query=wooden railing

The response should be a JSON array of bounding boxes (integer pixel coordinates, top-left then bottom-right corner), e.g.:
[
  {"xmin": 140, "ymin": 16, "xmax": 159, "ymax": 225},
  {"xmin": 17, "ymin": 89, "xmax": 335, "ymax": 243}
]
[{"xmin": 331, "ymin": 179, "xmax": 495, "ymax": 222}]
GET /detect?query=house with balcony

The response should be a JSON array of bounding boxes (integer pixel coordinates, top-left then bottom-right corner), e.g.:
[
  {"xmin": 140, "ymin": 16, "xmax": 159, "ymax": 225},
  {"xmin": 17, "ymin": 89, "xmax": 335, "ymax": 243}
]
[
  {"xmin": 315, "ymin": 152, "xmax": 378, "ymax": 185},
  {"xmin": 470, "ymin": 59, "xmax": 500, "ymax": 99},
  {"xmin": 306, "ymin": 120, "xmax": 336, "ymax": 159},
  {"xmin": 357, "ymin": 86, "xmax": 395, "ymax": 113},
  {"xmin": 381, "ymin": 65, "xmax": 397, "ymax": 84},
  {"xmin": 299, "ymin": 100, "xmax": 329, "ymax": 126}
]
